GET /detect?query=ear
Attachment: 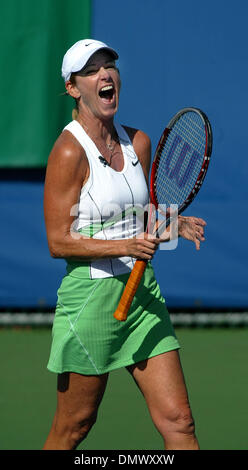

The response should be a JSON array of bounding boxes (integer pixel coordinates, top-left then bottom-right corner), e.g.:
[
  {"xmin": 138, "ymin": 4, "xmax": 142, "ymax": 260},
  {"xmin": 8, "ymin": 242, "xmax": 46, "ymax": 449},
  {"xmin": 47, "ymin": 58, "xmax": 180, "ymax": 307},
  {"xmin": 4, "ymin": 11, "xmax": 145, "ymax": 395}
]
[{"xmin": 65, "ymin": 80, "xmax": 81, "ymax": 99}]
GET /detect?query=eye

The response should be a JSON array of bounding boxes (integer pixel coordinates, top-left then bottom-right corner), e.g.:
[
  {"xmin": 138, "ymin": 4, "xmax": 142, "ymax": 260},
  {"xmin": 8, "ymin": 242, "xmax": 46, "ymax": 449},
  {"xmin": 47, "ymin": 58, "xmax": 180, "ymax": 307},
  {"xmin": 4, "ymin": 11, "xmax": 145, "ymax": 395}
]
[
  {"xmin": 77, "ymin": 63, "xmax": 119, "ymax": 77},
  {"xmin": 106, "ymin": 64, "xmax": 118, "ymax": 71},
  {"xmin": 83, "ymin": 68, "xmax": 98, "ymax": 76},
  {"xmin": 77, "ymin": 67, "xmax": 98, "ymax": 77}
]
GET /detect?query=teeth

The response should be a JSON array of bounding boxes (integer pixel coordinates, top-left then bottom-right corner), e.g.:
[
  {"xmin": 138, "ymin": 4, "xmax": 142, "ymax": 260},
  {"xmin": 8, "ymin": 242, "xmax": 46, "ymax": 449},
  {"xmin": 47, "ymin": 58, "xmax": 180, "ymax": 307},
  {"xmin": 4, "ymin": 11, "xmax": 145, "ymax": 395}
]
[{"xmin": 100, "ymin": 85, "xmax": 113, "ymax": 92}]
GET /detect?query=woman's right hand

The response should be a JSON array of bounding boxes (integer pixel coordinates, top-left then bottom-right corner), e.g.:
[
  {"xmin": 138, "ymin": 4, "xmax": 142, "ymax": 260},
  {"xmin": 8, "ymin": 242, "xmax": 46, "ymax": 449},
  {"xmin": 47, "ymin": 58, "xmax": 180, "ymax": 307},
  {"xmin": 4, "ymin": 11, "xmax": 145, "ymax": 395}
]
[{"xmin": 125, "ymin": 233, "xmax": 161, "ymax": 260}]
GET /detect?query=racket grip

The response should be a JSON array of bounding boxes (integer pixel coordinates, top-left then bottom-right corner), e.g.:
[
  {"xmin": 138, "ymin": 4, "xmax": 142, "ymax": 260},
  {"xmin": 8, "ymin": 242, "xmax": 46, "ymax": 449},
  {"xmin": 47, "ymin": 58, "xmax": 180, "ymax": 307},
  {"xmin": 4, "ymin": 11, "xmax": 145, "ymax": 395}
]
[{"xmin": 113, "ymin": 260, "xmax": 147, "ymax": 321}]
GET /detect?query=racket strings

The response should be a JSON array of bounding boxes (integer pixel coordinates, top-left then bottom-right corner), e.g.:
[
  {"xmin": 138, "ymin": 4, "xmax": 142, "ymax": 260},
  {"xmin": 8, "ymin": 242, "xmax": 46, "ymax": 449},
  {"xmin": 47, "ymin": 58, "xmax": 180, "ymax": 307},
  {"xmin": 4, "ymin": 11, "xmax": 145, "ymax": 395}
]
[
  {"xmin": 155, "ymin": 112, "xmax": 206, "ymax": 207},
  {"xmin": 176, "ymin": 118, "xmax": 204, "ymax": 150}
]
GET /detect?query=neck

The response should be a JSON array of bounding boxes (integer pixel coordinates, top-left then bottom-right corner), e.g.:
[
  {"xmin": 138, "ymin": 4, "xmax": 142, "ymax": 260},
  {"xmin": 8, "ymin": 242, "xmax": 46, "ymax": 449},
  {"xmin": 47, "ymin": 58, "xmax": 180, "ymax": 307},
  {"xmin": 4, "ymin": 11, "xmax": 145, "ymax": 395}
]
[
  {"xmin": 76, "ymin": 112, "xmax": 119, "ymax": 165},
  {"xmin": 76, "ymin": 112, "xmax": 115, "ymax": 144}
]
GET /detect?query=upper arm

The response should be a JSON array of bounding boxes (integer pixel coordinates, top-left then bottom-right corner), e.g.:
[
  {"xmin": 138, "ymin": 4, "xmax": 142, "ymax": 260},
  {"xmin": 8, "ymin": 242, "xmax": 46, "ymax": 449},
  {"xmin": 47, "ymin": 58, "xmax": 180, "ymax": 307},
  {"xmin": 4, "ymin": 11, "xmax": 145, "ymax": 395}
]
[
  {"xmin": 123, "ymin": 126, "xmax": 151, "ymax": 183},
  {"xmin": 44, "ymin": 131, "xmax": 87, "ymax": 254}
]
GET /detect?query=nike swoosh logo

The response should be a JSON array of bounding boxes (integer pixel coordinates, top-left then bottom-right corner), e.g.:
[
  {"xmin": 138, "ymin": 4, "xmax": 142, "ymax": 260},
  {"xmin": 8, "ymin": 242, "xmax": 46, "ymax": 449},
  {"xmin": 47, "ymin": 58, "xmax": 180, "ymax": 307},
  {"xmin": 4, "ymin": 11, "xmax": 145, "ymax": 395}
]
[
  {"xmin": 132, "ymin": 160, "xmax": 139, "ymax": 166},
  {"xmin": 85, "ymin": 42, "xmax": 93, "ymax": 47}
]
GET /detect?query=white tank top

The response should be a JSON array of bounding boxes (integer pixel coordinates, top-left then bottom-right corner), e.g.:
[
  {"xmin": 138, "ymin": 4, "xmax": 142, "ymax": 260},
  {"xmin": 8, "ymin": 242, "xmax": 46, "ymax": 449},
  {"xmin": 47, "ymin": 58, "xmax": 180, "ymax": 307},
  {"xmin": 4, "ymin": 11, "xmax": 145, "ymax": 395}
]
[{"xmin": 63, "ymin": 120, "xmax": 149, "ymax": 278}]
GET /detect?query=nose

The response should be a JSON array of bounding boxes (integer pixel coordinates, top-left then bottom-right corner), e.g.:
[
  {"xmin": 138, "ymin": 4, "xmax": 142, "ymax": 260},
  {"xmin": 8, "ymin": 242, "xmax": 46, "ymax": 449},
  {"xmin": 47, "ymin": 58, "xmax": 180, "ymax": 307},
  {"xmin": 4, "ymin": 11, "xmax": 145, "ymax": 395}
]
[{"xmin": 99, "ymin": 66, "xmax": 111, "ymax": 79}]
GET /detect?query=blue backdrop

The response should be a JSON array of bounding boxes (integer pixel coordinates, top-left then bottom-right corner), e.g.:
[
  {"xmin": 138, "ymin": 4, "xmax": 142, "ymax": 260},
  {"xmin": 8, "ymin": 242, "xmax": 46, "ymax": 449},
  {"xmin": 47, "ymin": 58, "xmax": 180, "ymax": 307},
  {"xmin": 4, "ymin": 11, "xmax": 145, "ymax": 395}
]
[{"xmin": 1, "ymin": 0, "xmax": 247, "ymax": 308}]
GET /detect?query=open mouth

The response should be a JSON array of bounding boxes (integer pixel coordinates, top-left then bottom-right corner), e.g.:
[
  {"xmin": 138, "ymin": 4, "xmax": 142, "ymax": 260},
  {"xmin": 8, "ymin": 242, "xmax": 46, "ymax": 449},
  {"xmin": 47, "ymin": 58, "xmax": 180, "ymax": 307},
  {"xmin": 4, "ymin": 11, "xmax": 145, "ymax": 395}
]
[{"xmin": 99, "ymin": 84, "xmax": 115, "ymax": 102}]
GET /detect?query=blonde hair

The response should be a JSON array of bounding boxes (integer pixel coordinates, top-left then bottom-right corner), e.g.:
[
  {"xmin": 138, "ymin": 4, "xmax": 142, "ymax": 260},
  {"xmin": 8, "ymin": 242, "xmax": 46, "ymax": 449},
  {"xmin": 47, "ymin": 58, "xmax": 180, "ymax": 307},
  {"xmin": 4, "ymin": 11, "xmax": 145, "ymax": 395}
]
[
  {"xmin": 72, "ymin": 108, "xmax": 79, "ymax": 120},
  {"xmin": 67, "ymin": 73, "xmax": 79, "ymax": 120}
]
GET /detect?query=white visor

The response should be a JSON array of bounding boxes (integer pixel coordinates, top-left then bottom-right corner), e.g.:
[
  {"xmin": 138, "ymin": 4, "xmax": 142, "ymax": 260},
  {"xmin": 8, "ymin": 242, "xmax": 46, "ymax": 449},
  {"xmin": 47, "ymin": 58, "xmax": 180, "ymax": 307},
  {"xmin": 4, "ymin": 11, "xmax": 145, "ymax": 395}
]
[{"xmin": 61, "ymin": 39, "xmax": 118, "ymax": 82}]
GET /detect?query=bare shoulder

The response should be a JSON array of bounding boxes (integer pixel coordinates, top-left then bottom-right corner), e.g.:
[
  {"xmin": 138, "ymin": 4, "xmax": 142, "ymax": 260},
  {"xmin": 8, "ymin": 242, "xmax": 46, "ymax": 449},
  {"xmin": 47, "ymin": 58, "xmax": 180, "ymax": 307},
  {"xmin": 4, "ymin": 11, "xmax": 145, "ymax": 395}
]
[
  {"xmin": 45, "ymin": 130, "xmax": 88, "ymax": 186},
  {"xmin": 123, "ymin": 125, "xmax": 151, "ymax": 181},
  {"xmin": 47, "ymin": 130, "xmax": 86, "ymax": 169},
  {"xmin": 123, "ymin": 126, "xmax": 151, "ymax": 153}
]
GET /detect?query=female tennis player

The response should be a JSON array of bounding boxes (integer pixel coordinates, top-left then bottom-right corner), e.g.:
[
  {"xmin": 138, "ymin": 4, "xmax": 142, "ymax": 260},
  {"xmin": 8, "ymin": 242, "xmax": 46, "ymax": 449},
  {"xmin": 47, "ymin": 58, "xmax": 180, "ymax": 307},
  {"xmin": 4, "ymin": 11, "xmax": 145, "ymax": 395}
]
[{"xmin": 43, "ymin": 39, "xmax": 206, "ymax": 450}]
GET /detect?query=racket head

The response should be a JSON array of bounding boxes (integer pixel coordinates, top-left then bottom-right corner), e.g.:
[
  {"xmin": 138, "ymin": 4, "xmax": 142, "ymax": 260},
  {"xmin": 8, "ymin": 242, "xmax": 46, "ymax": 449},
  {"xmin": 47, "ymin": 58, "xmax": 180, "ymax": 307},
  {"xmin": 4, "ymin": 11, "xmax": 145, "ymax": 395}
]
[{"xmin": 150, "ymin": 107, "xmax": 212, "ymax": 218}]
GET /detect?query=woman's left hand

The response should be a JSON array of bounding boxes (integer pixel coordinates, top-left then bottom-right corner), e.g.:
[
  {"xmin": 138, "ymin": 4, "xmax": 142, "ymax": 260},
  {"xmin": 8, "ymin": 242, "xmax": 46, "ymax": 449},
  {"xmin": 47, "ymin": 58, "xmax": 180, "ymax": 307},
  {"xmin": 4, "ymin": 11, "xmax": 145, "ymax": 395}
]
[{"xmin": 178, "ymin": 215, "xmax": 207, "ymax": 250}]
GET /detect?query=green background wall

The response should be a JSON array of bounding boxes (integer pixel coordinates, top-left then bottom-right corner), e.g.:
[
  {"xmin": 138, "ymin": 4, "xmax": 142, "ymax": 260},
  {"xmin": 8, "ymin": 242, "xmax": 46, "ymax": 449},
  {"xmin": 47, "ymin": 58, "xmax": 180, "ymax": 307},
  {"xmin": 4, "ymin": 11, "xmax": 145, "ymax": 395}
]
[{"xmin": 0, "ymin": 0, "xmax": 91, "ymax": 167}]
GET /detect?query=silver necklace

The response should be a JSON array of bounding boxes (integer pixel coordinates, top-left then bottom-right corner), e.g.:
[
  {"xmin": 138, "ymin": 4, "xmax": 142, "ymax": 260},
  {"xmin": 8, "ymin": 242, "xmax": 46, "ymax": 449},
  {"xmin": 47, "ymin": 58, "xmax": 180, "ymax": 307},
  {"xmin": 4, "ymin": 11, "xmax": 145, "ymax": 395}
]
[{"xmin": 79, "ymin": 121, "xmax": 118, "ymax": 164}]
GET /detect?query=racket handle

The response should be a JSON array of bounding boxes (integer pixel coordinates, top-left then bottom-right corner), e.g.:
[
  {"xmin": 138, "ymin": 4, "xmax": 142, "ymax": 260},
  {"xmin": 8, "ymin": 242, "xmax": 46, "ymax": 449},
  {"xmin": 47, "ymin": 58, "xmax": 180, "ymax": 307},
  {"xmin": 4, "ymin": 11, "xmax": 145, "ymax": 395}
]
[{"xmin": 113, "ymin": 260, "xmax": 147, "ymax": 321}]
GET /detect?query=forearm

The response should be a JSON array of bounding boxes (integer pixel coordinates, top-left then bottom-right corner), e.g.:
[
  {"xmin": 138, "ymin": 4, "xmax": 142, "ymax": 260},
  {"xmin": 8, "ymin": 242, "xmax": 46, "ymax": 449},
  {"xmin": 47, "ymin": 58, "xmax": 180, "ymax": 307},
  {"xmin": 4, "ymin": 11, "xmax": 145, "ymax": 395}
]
[{"xmin": 49, "ymin": 233, "xmax": 129, "ymax": 260}]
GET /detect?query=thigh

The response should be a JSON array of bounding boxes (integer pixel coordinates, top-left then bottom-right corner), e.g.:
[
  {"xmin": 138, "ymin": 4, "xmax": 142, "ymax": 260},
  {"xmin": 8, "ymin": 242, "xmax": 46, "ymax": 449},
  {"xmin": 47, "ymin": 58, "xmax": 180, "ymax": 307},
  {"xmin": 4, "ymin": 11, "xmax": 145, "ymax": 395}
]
[
  {"xmin": 56, "ymin": 372, "xmax": 109, "ymax": 421},
  {"xmin": 126, "ymin": 350, "xmax": 191, "ymax": 421}
]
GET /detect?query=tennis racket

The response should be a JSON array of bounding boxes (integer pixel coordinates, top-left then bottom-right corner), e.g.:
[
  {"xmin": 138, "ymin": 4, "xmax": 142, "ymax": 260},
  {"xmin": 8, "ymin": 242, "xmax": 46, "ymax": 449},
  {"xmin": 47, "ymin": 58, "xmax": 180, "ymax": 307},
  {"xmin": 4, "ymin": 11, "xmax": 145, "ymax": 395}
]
[{"xmin": 113, "ymin": 107, "xmax": 212, "ymax": 321}]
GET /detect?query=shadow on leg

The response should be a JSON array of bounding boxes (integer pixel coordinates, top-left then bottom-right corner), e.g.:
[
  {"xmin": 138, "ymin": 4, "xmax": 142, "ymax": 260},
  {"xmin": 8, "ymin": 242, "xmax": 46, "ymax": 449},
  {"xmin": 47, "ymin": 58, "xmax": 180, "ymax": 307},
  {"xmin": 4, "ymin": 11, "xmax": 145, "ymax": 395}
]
[{"xmin": 43, "ymin": 371, "xmax": 109, "ymax": 450}]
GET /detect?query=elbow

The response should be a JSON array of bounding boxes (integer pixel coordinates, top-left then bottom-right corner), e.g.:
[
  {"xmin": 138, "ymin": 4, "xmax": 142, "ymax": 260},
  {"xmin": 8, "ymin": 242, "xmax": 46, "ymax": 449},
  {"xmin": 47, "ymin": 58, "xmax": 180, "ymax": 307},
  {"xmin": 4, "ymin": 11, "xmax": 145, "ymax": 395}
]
[
  {"xmin": 49, "ymin": 246, "xmax": 62, "ymax": 259},
  {"xmin": 47, "ymin": 231, "xmax": 84, "ymax": 259},
  {"xmin": 48, "ymin": 240, "xmax": 65, "ymax": 259},
  {"xmin": 50, "ymin": 249, "xmax": 61, "ymax": 259}
]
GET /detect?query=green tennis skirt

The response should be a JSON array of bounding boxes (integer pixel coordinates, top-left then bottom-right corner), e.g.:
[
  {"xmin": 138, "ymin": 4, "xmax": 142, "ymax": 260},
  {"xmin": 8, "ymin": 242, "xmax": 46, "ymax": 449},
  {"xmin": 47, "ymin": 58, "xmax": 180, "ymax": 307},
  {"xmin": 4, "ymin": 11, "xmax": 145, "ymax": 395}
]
[{"xmin": 47, "ymin": 262, "xmax": 180, "ymax": 375}]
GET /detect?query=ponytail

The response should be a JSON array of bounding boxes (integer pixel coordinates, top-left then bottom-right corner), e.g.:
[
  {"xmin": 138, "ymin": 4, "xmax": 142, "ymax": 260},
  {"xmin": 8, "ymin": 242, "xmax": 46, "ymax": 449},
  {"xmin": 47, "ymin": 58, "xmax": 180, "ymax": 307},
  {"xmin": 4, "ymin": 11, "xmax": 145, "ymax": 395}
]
[{"xmin": 72, "ymin": 108, "xmax": 79, "ymax": 120}]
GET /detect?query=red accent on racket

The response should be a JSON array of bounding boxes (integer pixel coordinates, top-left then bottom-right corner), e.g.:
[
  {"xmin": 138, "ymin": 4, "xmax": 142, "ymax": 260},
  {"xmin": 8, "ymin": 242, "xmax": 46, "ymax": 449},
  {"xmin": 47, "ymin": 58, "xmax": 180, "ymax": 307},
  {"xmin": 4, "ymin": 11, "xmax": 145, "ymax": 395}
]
[{"xmin": 114, "ymin": 107, "xmax": 212, "ymax": 321}]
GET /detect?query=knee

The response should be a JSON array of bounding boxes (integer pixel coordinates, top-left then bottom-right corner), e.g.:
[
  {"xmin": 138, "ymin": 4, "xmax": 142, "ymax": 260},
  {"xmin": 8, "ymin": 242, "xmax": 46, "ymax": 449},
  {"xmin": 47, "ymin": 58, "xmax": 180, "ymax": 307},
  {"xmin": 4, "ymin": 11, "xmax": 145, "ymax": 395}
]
[
  {"xmin": 56, "ymin": 409, "xmax": 97, "ymax": 449},
  {"xmin": 70, "ymin": 410, "xmax": 97, "ymax": 448},
  {"xmin": 170, "ymin": 407, "xmax": 196, "ymax": 435},
  {"xmin": 155, "ymin": 404, "xmax": 196, "ymax": 437}
]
